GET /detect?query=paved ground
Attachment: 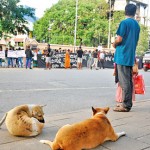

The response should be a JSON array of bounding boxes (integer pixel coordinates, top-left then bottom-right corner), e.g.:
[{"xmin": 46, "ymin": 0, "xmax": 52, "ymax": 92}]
[
  {"xmin": 0, "ymin": 100, "xmax": 150, "ymax": 150},
  {"xmin": 0, "ymin": 68, "xmax": 150, "ymax": 150}
]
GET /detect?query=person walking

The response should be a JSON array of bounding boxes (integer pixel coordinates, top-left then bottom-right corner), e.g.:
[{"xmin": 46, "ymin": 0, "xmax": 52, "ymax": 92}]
[
  {"xmin": 25, "ymin": 45, "xmax": 33, "ymax": 69},
  {"xmin": 91, "ymin": 49, "xmax": 98, "ymax": 70},
  {"xmin": 112, "ymin": 4, "xmax": 140, "ymax": 112}
]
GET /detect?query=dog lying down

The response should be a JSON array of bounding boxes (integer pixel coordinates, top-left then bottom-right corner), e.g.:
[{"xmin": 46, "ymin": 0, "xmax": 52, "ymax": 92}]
[
  {"xmin": 40, "ymin": 107, "xmax": 125, "ymax": 150},
  {"xmin": 0, "ymin": 104, "xmax": 45, "ymax": 137}
]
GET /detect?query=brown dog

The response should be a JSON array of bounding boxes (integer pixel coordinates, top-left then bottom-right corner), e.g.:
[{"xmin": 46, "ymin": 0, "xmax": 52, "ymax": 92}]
[
  {"xmin": 40, "ymin": 107, "xmax": 125, "ymax": 150},
  {"xmin": 0, "ymin": 104, "xmax": 45, "ymax": 137}
]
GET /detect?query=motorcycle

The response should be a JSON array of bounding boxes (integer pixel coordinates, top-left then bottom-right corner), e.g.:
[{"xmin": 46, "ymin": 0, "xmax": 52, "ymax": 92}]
[
  {"xmin": 143, "ymin": 60, "xmax": 150, "ymax": 72},
  {"xmin": 143, "ymin": 51, "xmax": 150, "ymax": 72}
]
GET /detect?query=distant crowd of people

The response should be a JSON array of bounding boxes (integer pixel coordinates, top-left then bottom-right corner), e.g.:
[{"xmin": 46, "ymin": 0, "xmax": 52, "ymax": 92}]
[{"xmin": 0, "ymin": 44, "xmax": 113, "ymax": 70}]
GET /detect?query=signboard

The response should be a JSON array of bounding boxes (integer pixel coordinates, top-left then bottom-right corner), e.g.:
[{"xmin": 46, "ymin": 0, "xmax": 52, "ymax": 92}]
[
  {"xmin": 16, "ymin": 50, "xmax": 26, "ymax": 57},
  {"xmin": 7, "ymin": 50, "xmax": 17, "ymax": 58},
  {"xmin": 7, "ymin": 50, "xmax": 26, "ymax": 58},
  {"xmin": 0, "ymin": 51, "xmax": 5, "ymax": 58},
  {"xmin": 37, "ymin": 52, "xmax": 114, "ymax": 69}
]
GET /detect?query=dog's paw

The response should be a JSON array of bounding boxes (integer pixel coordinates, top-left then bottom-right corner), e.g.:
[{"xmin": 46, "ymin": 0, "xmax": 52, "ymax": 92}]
[
  {"xmin": 121, "ymin": 131, "xmax": 126, "ymax": 136},
  {"xmin": 117, "ymin": 131, "xmax": 126, "ymax": 138}
]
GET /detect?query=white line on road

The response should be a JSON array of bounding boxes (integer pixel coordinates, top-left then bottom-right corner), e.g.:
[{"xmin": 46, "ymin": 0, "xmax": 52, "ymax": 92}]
[
  {"xmin": 0, "ymin": 86, "xmax": 149, "ymax": 93},
  {"xmin": 0, "ymin": 86, "xmax": 116, "ymax": 92}
]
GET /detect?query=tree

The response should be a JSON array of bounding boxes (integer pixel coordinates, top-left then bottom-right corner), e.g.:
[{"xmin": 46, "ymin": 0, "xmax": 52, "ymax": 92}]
[
  {"xmin": 136, "ymin": 25, "xmax": 148, "ymax": 55},
  {"xmin": 33, "ymin": 0, "xmax": 109, "ymax": 46},
  {"xmin": 33, "ymin": 0, "xmax": 149, "ymax": 52},
  {"xmin": 0, "ymin": 0, "xmax": 35, "ymax": 38}
]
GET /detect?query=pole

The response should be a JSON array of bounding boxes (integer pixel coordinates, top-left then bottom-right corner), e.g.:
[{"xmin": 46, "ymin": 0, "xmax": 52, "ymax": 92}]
[
  {"xmin": 74, "ymin": 0, "xmax": 78, "ymax": 52},
  {"xmin": 99, "ymin": 32, "xmax": 100, "ymax": 45},
  {"xmin": 107, "ymin": 0, "xmax": 111, "ymax": 48}
]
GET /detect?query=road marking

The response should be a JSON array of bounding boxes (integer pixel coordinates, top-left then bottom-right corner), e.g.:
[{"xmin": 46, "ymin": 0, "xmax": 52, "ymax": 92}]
[
  {"xmin": 0, "ymin": 86, "xmax": 116, "ymax": 92},
  {"xmin": 0, "ymin": 86, "xmax": 149, "ymax": 93}
]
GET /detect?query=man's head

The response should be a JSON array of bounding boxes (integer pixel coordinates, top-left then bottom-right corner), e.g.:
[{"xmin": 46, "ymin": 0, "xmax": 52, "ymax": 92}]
[{"xmin": 125, "ymin": 4, "xmax": 137, "ymax": 17}]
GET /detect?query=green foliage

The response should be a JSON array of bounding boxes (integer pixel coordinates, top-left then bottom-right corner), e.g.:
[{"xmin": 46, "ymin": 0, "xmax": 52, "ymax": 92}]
[
  {"xmin": 33, "ymin": 0, "xmax": 149, "ymax": 51},
  {"xmin": 136, "ymin": 25, "xmax": 149, "ymax": 55},
  {"xmin": 111, "ymin": 11, "xmax": 125, "ymax": 35},
  {"xmin": 33, "ymin": 0, "xmax": 109, "ymax": 46},
  {"xmin": 0, "ymin": 0, "xmax": 35, "ymax": 38}
]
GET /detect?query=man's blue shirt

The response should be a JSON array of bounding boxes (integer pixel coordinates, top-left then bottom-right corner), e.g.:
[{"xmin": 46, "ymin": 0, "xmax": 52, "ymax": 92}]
[{"xmin": 114, "ymin": 18, "xmax": 140, "ymax": 66}]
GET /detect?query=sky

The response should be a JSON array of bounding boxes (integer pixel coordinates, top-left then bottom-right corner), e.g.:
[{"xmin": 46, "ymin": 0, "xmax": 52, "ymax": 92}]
[{"xmin": 19, "ymin": 0, "xmax": 59, "ymax": 18}]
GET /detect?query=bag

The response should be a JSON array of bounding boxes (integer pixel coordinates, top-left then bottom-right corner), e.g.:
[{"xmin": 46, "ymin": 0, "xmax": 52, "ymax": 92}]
[
  {"xmin": 134, "ymin": 75, "xmax": 145, "ymax": 94},
  {"xmin": 116, "ymin": 83, "xmax": 122, "ymax": 103},
  {"xmin": 116, "ymin": 81, "xmax": 135, "ymax": 102}
]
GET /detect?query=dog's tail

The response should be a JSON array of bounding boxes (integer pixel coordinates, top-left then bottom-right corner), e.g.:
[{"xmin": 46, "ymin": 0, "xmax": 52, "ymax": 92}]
[
  {"xmin": 0, "ymin": 113, "xmax": 7, "ymax": 128},
  {"xmin": 40, "ymin": 140, "xmax": 63, "ymax": 150}
]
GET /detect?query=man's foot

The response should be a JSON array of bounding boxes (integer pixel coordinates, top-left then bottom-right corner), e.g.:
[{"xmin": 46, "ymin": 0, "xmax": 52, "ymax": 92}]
[
  {"xmin": 90, "ymin": 66, "xmax": 92, "ymax": 70},
  {"xmin": 113, "ymin": 105, "xmax": 130, "ymax": 112},
  {"xmin": 116, "ymin": 103, "xmax": 123, "ymax": 107}
]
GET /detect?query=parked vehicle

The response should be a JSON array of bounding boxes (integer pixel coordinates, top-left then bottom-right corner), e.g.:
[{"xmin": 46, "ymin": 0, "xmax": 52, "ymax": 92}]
[{"xmin": 143, "ymin": 50, "xmax": 150, "ymax": 71}]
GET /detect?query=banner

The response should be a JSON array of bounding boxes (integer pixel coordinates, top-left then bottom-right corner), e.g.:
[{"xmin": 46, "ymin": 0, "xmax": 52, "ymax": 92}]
[
  {"xmin": 7, "ymin": 50, "xmax": 17, "ymax": 58},
  {"xmin": 16, "ymin": 50, "xmax": 26, "ymax": 57},
  {"xmin": 0, "ymin": 51, "xmax": 5, "ymax": 58},
  {"xmin": 7, "ymin": 50, "xmax": 26, "ymax": 58},
  {"xmin": 37, "ymin": 53, "xmax": 114, "ymax": 68}
]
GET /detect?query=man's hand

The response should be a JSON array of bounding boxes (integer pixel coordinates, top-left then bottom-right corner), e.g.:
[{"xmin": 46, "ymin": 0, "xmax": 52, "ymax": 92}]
[
  {"xmin": 112, "ymin": 35, "xmax": 123, "ymax": 49},
  {"xmin": 112, "ymin": 42, "xmax": 116, "ymax": 48}
]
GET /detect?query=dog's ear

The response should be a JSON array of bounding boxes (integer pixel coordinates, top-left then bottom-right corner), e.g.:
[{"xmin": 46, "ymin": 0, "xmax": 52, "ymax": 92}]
[
  {"xmin": 92, "ymin": 107, "xmax": 97, "ymax": 115},
  {"xmin": 104, "ymin": 107, "xmax": 109, "ymax": 114}
]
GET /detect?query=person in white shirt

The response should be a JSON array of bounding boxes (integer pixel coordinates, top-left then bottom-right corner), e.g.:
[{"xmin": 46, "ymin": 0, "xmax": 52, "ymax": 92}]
[{"xmin": 99, "ymin": 51, "xmax": 105, "ymax": 69}]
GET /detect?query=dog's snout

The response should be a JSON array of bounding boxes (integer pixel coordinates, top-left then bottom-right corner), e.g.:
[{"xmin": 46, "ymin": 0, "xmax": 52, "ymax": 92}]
[{"xmin": 39, "ymin": 119, "xmax": 45, "ymax": 123}]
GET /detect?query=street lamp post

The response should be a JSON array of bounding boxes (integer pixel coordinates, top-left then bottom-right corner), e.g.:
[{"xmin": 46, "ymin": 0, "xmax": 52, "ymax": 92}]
[
  {"xmin": 107, "ymin": 0, "xmax": 111, "ymax": 48},
  {"xmin": 74, "ymin": 0, "xmax": 78, "ymax": 52}
]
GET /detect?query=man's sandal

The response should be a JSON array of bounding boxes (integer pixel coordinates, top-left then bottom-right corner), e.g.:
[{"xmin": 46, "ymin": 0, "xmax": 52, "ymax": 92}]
[
  {"xmin": 113, "ymin": 105, "xmax": 130, "ymax": 112},
  {"xmin": 116, "ymin": 103, "xmax": 123, "ymax": 107}
]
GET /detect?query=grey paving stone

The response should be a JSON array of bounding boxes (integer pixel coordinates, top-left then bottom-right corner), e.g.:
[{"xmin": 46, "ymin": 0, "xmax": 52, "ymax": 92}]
[
  {"xmin": 114, "ymin": 124, "xmax": 150, "ymax": 139},
  {"xmin": 0, "ymin": 127, "xmax": 26, "ymax": 145},
  {"xmin": 137, "ymin": 134, "xmax": 150, "ymax": 145},
  {"xmin": 102, "ymin": 136, "xmax": 149, "ymax": 150},
  {"xmin": 0, "ymin": 138, "xmax": 49, "ymax": 150},
  {"xmin": 35, "ymin": 126, "xmax": 59, "ymax": 141}
]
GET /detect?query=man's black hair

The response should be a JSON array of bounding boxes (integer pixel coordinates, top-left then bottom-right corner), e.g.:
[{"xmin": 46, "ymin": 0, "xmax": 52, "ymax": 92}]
[{"xmin": 125, "ymin": 4, "xmax": 137, "ymax": 16}]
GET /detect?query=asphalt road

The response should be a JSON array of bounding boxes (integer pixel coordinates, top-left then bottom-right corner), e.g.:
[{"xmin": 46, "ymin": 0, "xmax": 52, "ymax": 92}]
[{"xmin": 0, "ymin": 68, "xmax": 150, "ymax": 116}]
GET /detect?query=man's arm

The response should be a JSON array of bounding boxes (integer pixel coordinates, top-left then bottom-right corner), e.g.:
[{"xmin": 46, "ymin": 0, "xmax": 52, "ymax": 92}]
[{"xmin": 112, "ymin": 35, "xmax": 123, "ymax": 48}]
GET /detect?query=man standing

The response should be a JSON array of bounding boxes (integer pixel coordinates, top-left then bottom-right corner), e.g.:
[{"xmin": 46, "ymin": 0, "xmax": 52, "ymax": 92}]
[
  {"xmin": 99, "ymin": 51, "xmax": 105, "ymax": 69},
  {"xmin": 112, "ymin": 4, "xmax": 140, "ymax": 112},
  {"xmin": 45, "ymin": 44, "xmax": 52, "ymax": 70},
  {"xmin": 77, "ymin": 46, "xmax": 83, "ymax": 69},
  {"xmin": 91, "ymin": 49, "xmax": 98, "ymax": 70},
  {"xmin": 25, "ymin": 45, "xmax": 33, "ymax": 69}
]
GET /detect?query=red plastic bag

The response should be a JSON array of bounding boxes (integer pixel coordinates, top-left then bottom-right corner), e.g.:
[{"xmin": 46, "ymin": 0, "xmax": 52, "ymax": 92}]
[{"xmin": 134, "ymin": 75, "xmax": 145, "ymax": 94}]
